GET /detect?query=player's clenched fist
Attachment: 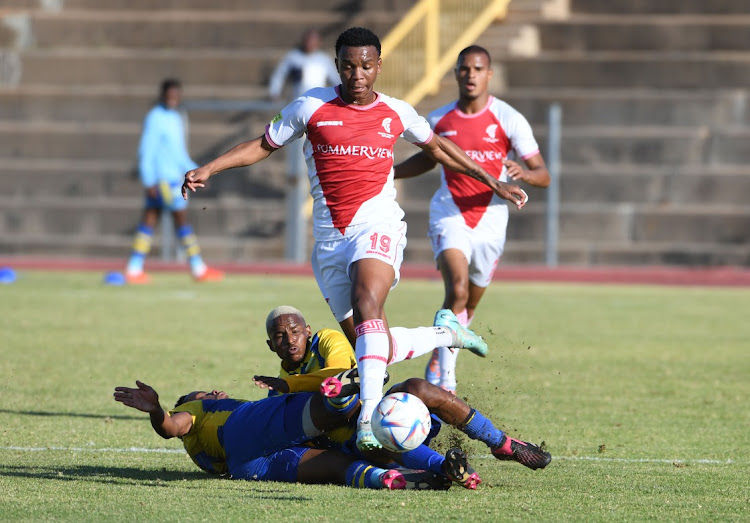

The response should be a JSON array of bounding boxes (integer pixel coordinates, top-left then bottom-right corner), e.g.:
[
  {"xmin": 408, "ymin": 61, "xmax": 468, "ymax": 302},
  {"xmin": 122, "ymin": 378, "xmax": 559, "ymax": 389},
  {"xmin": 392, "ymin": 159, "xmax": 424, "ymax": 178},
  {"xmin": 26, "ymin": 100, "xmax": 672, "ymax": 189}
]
[{"xmin": 487, "ymin": 178, "xmax": 529, "ymax": 210}]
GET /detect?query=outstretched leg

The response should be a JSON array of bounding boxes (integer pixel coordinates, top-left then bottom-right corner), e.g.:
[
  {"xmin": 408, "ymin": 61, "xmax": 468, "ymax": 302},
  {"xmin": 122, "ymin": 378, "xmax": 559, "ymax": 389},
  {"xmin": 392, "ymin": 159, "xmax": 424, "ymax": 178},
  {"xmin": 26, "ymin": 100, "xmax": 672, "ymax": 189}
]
[{"xmin": 390, "ymin": 378, "xmax": 552, "ymax": 470}]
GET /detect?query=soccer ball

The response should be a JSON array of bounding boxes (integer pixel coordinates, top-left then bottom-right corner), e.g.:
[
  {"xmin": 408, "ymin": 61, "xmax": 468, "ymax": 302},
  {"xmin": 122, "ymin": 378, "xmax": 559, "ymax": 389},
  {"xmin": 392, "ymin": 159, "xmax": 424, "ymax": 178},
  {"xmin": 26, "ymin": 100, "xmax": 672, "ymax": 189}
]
[{"xmin": 371, "ymin": 392, "xmax": 431, "ymax": 452}]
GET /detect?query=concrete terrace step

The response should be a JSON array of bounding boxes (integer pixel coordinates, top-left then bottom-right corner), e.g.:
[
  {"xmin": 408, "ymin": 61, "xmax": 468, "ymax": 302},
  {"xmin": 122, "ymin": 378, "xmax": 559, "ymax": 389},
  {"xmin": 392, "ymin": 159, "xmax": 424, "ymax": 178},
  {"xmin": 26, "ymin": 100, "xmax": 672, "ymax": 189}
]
[
  {"xmin": 403, "ymin": 236, "xmax": 750, "ymax": 266},
  {"xmin": 0, "ymin": 196, "xmax": 287, "ymax": 237},
  {"xmin": 397, "ymin": 163, "xmax": 750, "ymax": 206},
  {"xmin": 1, "ymin": 158, "xmax": 138, "ymax": 198},
  {"xmin": 59, "ymin": 0, "xmax": 413, "ymax": 12},
  {"xmin": 417, "ymin": 88, "xmax": 750, "ymax": 127},
  {"xmin": 570, "ymin": 0, "xmax": 750, "ymax": 15},
  {"xmin": 555, "ymin": 164, "xmax": 750, "ymax": 205},
  {"xmin": 0, "ymin": 84, "xmax": 273, "ymax": 123},
  {"xmin": 2, "ymin": 120, "xmax": 729, "ymax": 167},
  {"xmin": 531, "ymin": 125, "xmax": 712, "ymax": 166},
  {"xmin": 0, "ymin": 233, "xmax": 286, "ymax": 262},
  {"xmin": 0, "ymin": 119, "xmax": 258, "ymax": 160},
  {"xmin": 401, "ymin": 202, "xmax": 750, "ymax": 245},
  {"xmin": 538, "ymin": 17, "xmax": 750, "ymax": 53},
  {"xmin": 26, "ymin": 10, "xmax": 399, "ymax": 49},
  {"xmin": 503, "ymin": 51, "xmax": 750, "ymax": 89},
  {"xmin": 16, "ymin": 47, "xmax": 286, "ymax": 87},
  {"xmin": 0, "ymin": 155, "xmax": 288, "ymax": 199}
]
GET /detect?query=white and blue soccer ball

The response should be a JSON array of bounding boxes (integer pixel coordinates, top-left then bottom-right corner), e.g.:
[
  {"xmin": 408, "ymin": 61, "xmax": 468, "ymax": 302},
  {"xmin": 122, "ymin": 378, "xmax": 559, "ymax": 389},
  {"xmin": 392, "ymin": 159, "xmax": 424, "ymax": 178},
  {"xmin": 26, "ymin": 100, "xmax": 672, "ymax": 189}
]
[{"xmin": 371, "ymin": 392, "xmax": 431, "ymax": 452}]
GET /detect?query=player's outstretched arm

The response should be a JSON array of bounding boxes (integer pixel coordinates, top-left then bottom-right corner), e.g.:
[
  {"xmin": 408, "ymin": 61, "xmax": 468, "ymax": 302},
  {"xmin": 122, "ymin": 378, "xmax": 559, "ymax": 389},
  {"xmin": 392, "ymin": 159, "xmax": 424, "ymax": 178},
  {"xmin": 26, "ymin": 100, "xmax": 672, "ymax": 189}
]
[
  {"xmin": 393, "ymin": 151, "xmax": 438, "ymax": 180},
  {"xmin": 418, "ymin": 135, "xmax": 528, "ymax": 209},
  {"xmin": 113, "ymin": 380, "xmax": 193, "ymax": 439},
  {"xmin": 181, "ymin": 135, "xmax": 276, "ymax": 199}
]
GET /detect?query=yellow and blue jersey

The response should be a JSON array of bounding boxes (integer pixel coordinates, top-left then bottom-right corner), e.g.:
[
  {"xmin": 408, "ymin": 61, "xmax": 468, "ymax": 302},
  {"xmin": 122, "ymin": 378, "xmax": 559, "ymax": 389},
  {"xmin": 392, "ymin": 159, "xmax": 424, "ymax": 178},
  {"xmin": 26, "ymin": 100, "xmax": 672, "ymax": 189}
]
[
  {"xmin": 169, "ymin": 398, "xmax": 246, "ymax": 475},
  {"xmin": 278, "ymin": 328, "xmax": 356, "ymax": 393},
  {"xmin": 272, "ymin": 328, "xmax": 357, "ymax": 445}
]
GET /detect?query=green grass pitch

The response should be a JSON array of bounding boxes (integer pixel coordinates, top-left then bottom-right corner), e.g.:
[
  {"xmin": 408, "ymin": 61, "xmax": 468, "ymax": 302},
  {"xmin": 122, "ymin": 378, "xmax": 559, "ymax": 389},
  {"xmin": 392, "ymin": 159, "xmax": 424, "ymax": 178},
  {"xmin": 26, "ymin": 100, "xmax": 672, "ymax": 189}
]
[{"xmin": 1, "ymin": 270, "xmax": 748, "ymax": 521}]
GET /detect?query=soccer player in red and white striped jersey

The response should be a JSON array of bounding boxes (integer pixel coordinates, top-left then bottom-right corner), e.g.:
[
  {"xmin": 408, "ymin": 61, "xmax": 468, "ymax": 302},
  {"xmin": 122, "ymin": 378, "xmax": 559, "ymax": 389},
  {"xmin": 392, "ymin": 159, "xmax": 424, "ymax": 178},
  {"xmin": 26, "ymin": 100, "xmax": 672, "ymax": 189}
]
[
  {"xmin": 395, "ymin": 46, "xmax": 550, "ymax": 393},
  {"xmin": 182, "ymin": 29, "xmax": 529, "ymax": 451}
]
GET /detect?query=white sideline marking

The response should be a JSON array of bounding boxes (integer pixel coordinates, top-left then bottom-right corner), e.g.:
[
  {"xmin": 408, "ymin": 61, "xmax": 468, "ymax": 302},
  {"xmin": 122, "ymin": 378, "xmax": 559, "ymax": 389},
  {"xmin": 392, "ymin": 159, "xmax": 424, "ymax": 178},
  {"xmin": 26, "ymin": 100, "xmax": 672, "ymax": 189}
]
[
  {"xmin": 474, "ymin": 454, "xmax": 737, "ymax": 465},
  {"xmin": 1, "ymin": 446, "xmax": 740, "ymax": 465},
  {"xmin": 1, "ymin": 445, "xmax": 183, "ymax": 454}
]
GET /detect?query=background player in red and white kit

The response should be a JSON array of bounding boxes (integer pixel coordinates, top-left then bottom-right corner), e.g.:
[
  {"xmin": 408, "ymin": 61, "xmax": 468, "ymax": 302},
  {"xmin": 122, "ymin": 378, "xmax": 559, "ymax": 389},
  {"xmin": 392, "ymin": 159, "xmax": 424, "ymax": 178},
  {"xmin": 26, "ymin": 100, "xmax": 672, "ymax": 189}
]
[
  {"xmin": 182, "ymin": 29, "xmax": 529, "ymax": 451},
  {"xmin": 394, "ymin": 45, "xmax": 550, "ymax": 393}
]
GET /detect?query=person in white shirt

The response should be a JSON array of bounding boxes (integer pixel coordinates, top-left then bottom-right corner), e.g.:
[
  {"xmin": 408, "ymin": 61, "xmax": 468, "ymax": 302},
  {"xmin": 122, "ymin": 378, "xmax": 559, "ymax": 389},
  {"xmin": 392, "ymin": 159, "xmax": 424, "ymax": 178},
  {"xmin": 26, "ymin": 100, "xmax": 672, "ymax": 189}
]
[
  {"xmin": 268, "ymin": 29, "xmax": 341, "ymax": 262},
  {"xmin": 269, "ymin": 29, "xmax": 340, "ymax": 102}
]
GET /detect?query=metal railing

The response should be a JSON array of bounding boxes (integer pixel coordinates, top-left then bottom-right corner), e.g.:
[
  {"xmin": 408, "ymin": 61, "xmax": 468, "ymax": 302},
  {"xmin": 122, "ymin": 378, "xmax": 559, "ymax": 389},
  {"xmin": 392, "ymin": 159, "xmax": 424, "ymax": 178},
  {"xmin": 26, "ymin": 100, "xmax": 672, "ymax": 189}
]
[{"xmin": 378, "ymin": 0, "xmax": 511, "ymax": 106}]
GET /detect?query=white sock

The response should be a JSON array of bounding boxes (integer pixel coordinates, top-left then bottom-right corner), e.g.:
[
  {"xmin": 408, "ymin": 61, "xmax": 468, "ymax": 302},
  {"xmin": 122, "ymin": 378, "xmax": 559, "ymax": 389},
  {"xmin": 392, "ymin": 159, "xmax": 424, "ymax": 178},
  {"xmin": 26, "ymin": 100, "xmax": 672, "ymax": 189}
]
[
  {"xmin": 439, "ymin": 309, "xmax": 470, "ymax": 391},
  {"xmin": 437, "ymin": 346, "xmax": 459, "ymax": 390},
  {"xmin": 354, "ymin": 320, "xmax": 389, "ymax": 424},
  {"xmin": 388, "ymin": 326, "xmax": 455, "ymax": 364}
]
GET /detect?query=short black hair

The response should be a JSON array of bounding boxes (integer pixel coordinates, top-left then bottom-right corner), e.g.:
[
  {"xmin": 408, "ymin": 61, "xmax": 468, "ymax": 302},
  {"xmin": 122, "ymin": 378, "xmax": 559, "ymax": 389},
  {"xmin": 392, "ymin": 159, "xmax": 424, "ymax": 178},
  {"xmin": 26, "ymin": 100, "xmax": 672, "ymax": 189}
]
[
  {"xmin": 456, "ymin": 45, "xmax": 491, "ymax": 67},
  {"xmin": 160, "ymin": 78, "xmax": 182, "ymax": 98},
  {"xmin": 335, "ymin": 27, "xmax": 381, "ymax": 57},
  {"xmin": 174, "ymin": 391, "xmax": 198, "ymax": 408}
]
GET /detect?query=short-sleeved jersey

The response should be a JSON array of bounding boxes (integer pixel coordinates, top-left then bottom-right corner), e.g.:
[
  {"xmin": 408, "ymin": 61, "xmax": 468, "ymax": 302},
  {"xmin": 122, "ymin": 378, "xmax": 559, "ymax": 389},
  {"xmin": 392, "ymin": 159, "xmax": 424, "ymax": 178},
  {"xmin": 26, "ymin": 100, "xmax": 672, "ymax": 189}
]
[
  {"xmin": 428, "ymin": 96, "xmax": 539, "ymax": 229},
  {"xmin": 265, "ymin": 86, "xmax": 433, "ymax": 241},
  {"xmin": 270, "ymin": 328, "xmax": 357, "ymax": 445},
  {"xmin": 169, "ymin": 398, "xmax": 246, "ymax": 475},
  {"xmin": 278, "ymin": 328, "xmax": 356, "ymax": 393}
]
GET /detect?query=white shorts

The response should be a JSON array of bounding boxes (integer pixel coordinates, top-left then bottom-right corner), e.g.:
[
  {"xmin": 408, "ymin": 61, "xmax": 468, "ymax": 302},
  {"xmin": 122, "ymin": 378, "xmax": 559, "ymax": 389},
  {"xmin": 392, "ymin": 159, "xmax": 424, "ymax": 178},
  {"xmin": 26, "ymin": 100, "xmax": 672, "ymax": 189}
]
[
  {"xmin": 428, "ymin": 208, "xmax": 508, "ymax": 288},
  {"xmin": 312, "ymin": 221, "xmax": 407, "ymax": 322}
]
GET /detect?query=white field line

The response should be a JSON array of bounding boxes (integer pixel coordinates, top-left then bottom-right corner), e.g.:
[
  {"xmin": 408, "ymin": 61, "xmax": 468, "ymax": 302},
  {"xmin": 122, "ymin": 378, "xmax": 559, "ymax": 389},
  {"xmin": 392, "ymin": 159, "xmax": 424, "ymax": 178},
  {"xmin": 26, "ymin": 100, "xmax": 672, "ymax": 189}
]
[
  {"xmin": 473, "ymin": 454, "xmax": 740, "ymax": 465},
  {"xmin": 0, "ymin": 446, "xmax": 743, "ymax": 465},
  {"xmin": 1, "ymin": 445, "xmax": 184, "ymax": 454}
]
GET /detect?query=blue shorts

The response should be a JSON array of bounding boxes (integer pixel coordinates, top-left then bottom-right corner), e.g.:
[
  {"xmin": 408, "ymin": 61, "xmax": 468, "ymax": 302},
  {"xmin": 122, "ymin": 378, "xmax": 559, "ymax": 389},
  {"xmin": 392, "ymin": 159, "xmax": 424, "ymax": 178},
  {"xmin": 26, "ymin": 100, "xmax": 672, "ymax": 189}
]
[
  {"xmin": 223, "ymin": 392, "xmax": 315, "ymax": 480},
  {"xmin": 145, "ymin": 181, "xmax": 188, "ymax": 212},
  {"xmin": 229, "ymin": 446, "xmax": 310, "ymax": 482}
]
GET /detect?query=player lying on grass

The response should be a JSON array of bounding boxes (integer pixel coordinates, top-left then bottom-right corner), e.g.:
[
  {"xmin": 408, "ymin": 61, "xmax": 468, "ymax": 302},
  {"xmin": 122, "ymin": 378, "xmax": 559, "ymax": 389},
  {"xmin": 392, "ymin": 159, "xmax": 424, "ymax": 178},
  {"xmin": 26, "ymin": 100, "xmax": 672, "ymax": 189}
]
[
  {"xmin": 250, "ymin": 306, "xmax": 550, "ymax": 475},
  {"xmin": 114, "ymin": 376, "xmax": 550, "ymax": 492},
  {"xmin": 113, "ymin": 380, "xmax": 449, "ymax": 490},
  {"xmin": 253, "ymin": 305, "xmax": 487, "ymax": 395}
]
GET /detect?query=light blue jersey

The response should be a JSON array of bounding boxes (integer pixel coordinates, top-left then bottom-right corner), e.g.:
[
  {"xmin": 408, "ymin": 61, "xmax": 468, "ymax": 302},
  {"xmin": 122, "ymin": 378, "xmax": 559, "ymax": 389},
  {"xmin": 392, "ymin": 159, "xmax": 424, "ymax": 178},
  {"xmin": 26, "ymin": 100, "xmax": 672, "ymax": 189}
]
[{"xmin": 138, "ymin": 104, "xmax": 198, "ymax": 190}]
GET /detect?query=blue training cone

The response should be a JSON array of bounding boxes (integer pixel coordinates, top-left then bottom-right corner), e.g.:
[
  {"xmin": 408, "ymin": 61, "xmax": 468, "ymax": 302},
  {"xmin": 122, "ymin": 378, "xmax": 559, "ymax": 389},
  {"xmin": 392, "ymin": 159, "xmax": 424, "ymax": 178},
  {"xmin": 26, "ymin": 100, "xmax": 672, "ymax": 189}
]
[
  {"xmin": 103, "ymin": 271, "xmax": 126, "ymax": 286},
  {"xmin": 0, "ymin": 267, "xmax": 16, "ymax": 284}
]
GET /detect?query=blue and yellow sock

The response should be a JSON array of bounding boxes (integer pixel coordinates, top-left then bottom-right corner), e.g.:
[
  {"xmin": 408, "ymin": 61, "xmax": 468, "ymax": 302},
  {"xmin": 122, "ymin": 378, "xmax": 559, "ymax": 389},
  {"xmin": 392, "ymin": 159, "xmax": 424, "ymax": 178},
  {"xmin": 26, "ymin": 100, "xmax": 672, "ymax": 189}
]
[
  {"xmin": 345, "ymin": 461, "xmax": 391, "ymax": 489},
  {"xmin": 126, "ymin": 224, "xmax": 153, "ymax": 274},
  {"xmin": 177, "ymin": 224, "xmax": 206, "ymax": 276},
  {"xmin": 461, "ymin": 408, "xmax": 505, "ymax": 448},
  {"xmin": 400, "ymin": 444, "xmax": 445, "ymax": 475},
  {"xmin": 323, "ymin": 392, "xmax": 360, "ymax": 416}
]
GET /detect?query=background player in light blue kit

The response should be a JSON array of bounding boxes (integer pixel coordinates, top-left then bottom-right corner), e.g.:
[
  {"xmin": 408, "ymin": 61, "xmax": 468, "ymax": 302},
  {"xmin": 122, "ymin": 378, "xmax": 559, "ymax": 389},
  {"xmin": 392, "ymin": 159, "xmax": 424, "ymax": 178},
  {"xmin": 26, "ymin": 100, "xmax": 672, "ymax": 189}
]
[{"xmin": 124, "ymin": 78, "xmax": 223, "ymax": 284}]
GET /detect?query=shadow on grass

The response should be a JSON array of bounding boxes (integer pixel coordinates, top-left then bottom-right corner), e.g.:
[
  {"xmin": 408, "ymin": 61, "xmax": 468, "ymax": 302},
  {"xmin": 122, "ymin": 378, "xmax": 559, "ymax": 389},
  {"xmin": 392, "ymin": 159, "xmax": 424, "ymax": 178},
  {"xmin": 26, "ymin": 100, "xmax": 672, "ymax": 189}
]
[
  {"xmin": 0, "ymin": 408, "xmax": 141, "ymax": 421},
  {"xmin": 0, "ymin": 464, "xmax": 313, "ymax": 499}
]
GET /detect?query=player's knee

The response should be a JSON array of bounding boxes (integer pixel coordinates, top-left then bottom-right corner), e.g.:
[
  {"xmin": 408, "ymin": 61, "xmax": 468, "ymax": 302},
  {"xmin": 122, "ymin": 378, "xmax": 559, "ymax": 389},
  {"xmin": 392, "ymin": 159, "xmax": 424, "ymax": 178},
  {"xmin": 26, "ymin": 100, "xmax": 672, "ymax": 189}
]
[{"xmin": 399, "ymin": 378, "xmax": 434, "ymax": 403}]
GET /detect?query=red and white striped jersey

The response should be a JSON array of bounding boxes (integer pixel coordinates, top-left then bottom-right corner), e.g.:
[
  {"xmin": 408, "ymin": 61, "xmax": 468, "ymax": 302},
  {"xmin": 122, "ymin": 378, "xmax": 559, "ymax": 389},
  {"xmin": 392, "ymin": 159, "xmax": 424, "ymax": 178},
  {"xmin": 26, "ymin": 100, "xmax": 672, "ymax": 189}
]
[
  {"xmin": 428, "ymin": 96, "xmax": 539, "ymax": 229},
  {"xmin": 265, "ymin": 86, "xmax": 433, "ymax": 241}
]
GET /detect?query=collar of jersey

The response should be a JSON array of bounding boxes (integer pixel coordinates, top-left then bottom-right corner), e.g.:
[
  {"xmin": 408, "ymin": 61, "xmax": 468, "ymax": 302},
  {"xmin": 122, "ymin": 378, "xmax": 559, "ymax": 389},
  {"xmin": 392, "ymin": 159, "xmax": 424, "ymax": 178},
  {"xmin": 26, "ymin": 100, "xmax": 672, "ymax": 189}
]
[{"xmin": 335, "ymin": 85, "xmax": 381, "ymax": 110}]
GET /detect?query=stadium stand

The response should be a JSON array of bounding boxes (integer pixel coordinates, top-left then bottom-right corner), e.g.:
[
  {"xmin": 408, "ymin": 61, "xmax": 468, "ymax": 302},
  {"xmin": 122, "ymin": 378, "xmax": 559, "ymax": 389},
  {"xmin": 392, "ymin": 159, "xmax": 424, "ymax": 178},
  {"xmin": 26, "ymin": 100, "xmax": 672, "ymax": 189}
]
[{"xmin": 1, "ymin": 0, "xmax": 749, "ymax": 266}]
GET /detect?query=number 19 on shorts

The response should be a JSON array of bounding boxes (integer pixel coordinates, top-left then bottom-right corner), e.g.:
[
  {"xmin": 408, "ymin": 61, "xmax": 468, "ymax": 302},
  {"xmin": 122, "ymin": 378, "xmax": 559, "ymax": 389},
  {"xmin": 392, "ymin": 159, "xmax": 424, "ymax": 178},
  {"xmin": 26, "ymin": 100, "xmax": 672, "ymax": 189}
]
[{"xmin": 369, "ymin": 232, "xmax": 391, "ymax": 254}]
